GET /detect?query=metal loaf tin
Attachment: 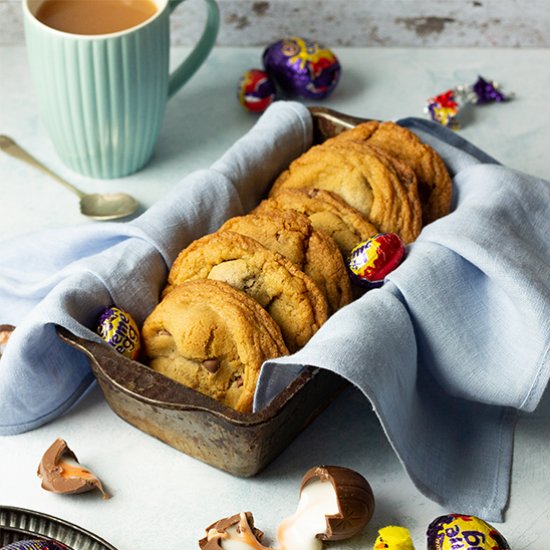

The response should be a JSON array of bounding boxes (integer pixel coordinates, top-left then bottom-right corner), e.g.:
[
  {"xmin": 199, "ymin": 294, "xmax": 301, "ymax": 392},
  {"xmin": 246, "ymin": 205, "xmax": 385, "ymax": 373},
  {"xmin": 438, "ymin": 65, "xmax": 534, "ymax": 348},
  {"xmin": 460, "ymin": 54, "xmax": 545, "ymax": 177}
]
[{"xmin": 58, "ymin": 108, "xmax": 362, "ymax": 478}]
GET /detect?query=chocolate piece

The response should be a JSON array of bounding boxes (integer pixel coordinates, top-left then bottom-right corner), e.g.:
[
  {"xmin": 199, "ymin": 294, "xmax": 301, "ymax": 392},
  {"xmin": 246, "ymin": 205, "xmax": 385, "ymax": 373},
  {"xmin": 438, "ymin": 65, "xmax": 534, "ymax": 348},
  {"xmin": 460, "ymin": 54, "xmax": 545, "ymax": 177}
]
[
  {"xmin": 0, "ymin": 323, "xmax": 15, "ymax": 357},
  {"xmin": 37, "ymin": 438, "xmax": 110, "ymax": 499},
  {"xmin": 202, "ymin": 358, "xmax": 221, "ymax": 374},
  {"xmin": 299, "ymin": 465, "xmax": 375, "ymax": 541},
  {"xmin": 199, "ymin": 512, "xmax": 270, "ymax": 550}
]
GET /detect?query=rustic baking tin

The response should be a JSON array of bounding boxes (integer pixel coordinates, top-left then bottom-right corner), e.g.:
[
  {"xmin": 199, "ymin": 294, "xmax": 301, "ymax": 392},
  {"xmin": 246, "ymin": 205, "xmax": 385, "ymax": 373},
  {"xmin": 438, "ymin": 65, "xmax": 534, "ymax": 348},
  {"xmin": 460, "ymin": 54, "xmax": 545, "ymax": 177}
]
[
  {"xmin": 58, "ymin": 108, "xmax": 360, "ymax": 478},
  {"xmin": 59, "ymin": 328, "xmax": 346, "ymax": 478}
]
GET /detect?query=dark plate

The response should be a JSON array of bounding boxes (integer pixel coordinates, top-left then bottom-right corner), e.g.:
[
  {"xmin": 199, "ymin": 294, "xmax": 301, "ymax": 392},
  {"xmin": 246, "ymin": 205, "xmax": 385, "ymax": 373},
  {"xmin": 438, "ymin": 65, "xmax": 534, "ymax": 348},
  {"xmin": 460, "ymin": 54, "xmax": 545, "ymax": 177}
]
[{"xmin": 0, "ymin": 506, "xmax": 117, "ymax": 550}]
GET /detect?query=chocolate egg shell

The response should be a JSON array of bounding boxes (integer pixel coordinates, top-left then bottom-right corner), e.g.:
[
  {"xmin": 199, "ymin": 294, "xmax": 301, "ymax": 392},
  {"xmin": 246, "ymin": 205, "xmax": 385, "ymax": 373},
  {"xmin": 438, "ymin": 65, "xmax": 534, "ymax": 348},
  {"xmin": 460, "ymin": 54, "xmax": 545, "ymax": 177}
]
[
  {"xmin": 0, "ymin": 323, "xmax": 15, "ymax": 357},
  {"xmin": 97, "ymin": 305, "xmax": 140, "ymax": 360},
  {"xmin": 262, "ymin": 36, "xmax": 340, "ymax": 99},
  {"xmin": 199, "ymin": 512, "xmax": 268, "ymax": 550},
  {"xmin": 426, "ymin": 514, "xmax": 510, "ymax": 549},
  {"xmin": 37, "ymin": 438, "xmax": 110, "ymax": 499},
  {"xmin": 348, "ymin": 232, "xmax": 405, "ymax": 289},
  {"xmin": 238, "ymin": 68, "xmax": 277, "ymax": 113},
  {"xmin": 301, "ymin": 465, "xmax": 375, "ymax": 541}
]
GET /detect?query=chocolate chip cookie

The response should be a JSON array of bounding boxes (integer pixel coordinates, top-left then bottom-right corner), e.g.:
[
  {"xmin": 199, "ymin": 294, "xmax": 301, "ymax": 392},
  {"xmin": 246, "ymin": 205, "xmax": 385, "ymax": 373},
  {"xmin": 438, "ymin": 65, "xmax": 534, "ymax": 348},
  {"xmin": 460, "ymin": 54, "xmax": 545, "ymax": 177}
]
[
  {"xmin": 219, "ymin": 208, "xmax": 351, "ymax": 313},
  {"xmin": 254, "ymin": 189, "xmax": 378, "ymax": 257},
  {"xmin": 142, "ymin": 279, "xmax": 288, "ymax": 413},
  {"xmin": 325, "ymin": 120, "xmax": 452, "ymax": 224},
  {"xmin": 269, "ymin": 140, "xmax": 422, "ymax": 243},
  {"xmin": 165, "ymin": 231, "xmax": 329, "ymax": 352}
]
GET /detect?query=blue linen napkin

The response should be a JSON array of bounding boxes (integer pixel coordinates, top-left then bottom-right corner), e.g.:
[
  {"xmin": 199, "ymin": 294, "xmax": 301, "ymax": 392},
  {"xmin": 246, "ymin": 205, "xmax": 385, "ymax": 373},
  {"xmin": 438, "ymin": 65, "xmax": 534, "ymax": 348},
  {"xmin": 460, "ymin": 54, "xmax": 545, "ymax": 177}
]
[{"xmin": 1, "ymin": 102, "xmax": 549, "ymax": 522}]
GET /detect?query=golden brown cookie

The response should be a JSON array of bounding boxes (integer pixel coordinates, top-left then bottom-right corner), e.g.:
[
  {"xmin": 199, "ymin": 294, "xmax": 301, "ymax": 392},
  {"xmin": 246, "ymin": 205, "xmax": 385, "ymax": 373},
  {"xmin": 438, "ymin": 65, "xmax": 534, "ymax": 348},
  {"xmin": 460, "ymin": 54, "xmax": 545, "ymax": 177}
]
[
  {"xmin": 364, "ymin": 144, "xmax": 423, "ymax": 234},
  {"xmin": 254, "ymin": 189, "xmax": 378, "ymax": 257},
  {"xmin": 165, "ymin": 231, "xmax": 329, "ymax": 352},
  {"xmin": 142, "ymin": 279, "xmax": 288, "ymax": 413},
  {"xmin": 269, "ymin": 140, "xmax": 422, "ymax": 243},
  {"xmin": 326, "ymin": 120, "xmax": 452, "ymax": 224},
  {"xmin": 219, "ymin": 208, "xmax": 351, "ymax": 313}
]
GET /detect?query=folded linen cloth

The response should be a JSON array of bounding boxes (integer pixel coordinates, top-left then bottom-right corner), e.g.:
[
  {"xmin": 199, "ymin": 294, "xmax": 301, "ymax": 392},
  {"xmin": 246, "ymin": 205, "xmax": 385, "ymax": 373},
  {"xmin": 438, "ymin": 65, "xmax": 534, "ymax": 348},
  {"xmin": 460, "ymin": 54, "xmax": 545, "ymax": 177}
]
[{"xmin": 1, "ymin": 101, "xmax": 549, "ymax": 522}]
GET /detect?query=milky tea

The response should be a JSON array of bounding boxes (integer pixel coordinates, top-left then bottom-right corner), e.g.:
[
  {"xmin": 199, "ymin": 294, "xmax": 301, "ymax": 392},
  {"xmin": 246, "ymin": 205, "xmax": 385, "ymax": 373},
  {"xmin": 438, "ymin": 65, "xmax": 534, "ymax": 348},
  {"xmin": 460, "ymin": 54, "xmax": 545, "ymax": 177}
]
[{"xmin": 35, "ymin": 0, "xmax": 158, "ymax": 35}]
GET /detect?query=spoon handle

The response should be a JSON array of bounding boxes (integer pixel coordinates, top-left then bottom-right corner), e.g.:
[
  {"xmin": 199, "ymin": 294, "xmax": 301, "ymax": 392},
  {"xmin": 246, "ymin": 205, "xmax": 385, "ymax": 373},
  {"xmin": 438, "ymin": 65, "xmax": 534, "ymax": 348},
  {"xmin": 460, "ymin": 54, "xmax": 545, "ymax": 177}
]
[{"xmin": 0, "ymin": 135, "xmax": 86, "ymax": 199}]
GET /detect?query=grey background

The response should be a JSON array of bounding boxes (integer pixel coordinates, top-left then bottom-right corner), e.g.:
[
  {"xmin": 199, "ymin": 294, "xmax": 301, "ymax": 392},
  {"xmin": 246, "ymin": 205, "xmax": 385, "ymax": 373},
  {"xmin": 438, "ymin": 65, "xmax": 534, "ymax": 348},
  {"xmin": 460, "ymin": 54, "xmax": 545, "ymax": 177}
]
[{"xmin": 2, "ymin": 0, "xmax": 548, "ymax": 47}]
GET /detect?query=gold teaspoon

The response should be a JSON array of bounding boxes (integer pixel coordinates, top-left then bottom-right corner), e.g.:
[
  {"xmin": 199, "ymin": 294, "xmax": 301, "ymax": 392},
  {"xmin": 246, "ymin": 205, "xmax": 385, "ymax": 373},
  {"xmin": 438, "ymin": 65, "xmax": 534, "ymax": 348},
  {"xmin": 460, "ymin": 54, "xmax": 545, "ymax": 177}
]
[{"xmin": 0, "ymin": 135, "xmax": 140, "ymax": 221}]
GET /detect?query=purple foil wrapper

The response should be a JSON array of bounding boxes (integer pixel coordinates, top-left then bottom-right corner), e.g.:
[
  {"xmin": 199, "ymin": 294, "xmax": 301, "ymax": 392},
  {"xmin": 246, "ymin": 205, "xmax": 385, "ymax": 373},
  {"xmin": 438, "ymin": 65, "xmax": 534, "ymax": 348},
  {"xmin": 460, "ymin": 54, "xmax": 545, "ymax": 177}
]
[
  {"xmin": 262, "ymin": 37, "xmax": 340, "ymax": 99},
  {"xmin": 471, "ymin": 75, "xmax": 508, "ymax": 104},
  {"xmin": 2, "ymin": 540, "xmax": 70, "ymax": 550},
  {"xmin": 426, "ymin": 514, "xmax": 511, "ymax": 549},
  {"xmin": 97, "ymin": 305, "xmax": 141, "ymax": 360}
]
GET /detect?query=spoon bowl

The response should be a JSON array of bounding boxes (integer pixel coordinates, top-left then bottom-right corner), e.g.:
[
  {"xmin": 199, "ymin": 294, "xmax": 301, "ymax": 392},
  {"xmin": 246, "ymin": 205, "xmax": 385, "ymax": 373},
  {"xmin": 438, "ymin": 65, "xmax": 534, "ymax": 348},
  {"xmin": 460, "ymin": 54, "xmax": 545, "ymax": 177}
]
[
  {"xmin": 0, "ymin": 135, "xmax": 140, "ymax": 221},
  {"xmin": 79, "ymin": 192, "xmax": 140, "ymax": 221}
]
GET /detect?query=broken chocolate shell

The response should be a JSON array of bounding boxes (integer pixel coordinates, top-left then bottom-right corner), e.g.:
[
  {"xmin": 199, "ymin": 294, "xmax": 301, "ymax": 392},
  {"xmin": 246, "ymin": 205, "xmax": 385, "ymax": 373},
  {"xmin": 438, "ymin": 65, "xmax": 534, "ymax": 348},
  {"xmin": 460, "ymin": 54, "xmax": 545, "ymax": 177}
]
[
  {"xmin": 0, "ymin": 323, "xmax": 15, "ymax": 357},
  {"xmin": 37, "ymin": 438, "xmax": 110, "ymax": 499},
  {"xmin": 199, "ymin": 512, "xmax": 270, "ymax": 550},
  {"xmin": 301, "ymin": 465, "xmax": 375, "ymax": 541}
]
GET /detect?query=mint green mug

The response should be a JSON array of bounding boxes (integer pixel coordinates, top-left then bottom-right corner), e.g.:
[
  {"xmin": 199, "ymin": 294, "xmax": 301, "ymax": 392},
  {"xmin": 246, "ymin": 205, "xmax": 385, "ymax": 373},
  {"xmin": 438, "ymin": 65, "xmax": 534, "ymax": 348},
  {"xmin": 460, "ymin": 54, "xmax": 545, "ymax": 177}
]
[{"xmin": 23, "ymin": 0, "xmax": 219, "ymax": 179}]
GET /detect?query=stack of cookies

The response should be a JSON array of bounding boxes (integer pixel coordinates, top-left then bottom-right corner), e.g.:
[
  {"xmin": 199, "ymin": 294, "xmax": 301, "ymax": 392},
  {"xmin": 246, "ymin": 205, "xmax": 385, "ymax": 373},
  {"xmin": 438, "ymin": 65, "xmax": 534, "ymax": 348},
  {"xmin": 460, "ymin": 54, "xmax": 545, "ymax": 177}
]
[{"xmin": 141, "ymin": 120, "xmax": 452, "ymax": 413}]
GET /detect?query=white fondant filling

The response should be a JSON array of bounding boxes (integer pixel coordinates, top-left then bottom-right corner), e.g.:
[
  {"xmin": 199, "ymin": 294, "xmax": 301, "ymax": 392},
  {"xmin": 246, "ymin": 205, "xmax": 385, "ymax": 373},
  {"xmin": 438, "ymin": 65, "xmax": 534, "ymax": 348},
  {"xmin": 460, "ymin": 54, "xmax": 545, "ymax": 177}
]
[{"xmin": 277, "ymin": 478, "xmax": 339, "ymax": 550}]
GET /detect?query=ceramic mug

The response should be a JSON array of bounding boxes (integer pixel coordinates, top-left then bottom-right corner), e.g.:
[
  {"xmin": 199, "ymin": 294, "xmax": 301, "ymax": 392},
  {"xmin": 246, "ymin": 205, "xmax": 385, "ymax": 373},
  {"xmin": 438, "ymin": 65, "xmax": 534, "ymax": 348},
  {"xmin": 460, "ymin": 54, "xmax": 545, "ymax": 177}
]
[{"xmin": 23, "ymin": 0, "xmax": 219, "ymax": 179}]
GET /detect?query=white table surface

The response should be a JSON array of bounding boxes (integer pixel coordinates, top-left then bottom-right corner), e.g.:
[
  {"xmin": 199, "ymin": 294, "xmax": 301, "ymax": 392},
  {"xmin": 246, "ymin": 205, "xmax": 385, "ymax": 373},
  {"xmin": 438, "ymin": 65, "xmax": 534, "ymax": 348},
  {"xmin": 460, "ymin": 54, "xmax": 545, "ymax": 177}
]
[{"xmin": 1, "ymin": 46, "xmax": 549, "ymax": 550}]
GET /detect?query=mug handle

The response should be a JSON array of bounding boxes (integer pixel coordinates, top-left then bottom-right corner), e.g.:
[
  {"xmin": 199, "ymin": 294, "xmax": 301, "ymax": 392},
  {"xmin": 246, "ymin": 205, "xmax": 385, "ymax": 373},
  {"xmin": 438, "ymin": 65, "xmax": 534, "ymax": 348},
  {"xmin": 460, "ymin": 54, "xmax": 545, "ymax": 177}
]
[{"xmin": 167, "ymin": 0, "xmax": 220, "ymax": 98}]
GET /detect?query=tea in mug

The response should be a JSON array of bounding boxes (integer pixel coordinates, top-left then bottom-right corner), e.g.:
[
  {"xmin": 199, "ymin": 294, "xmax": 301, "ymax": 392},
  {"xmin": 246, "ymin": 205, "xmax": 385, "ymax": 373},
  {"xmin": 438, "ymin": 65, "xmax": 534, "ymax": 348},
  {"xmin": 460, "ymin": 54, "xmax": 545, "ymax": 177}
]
[{"xmin": 35, "ymin": 0, "xmax": 158, "ymax": 35}]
